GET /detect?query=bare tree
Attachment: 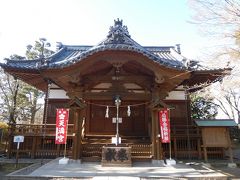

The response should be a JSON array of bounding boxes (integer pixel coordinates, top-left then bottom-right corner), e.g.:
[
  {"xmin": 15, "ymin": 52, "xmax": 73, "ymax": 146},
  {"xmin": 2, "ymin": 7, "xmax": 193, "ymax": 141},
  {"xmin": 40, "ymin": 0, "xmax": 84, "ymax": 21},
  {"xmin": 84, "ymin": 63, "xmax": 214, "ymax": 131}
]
[
  {"xmin": 189, "ymin": 0, "xmax": 240, "ymax": 123},
  {"xmin": 188, "ymin": 0, "xmax": 240, "ymax": 66},
  {"xmin": 198, "ymin": 78, "xmax": 240, "ymax": 123},
  {"xmin": 188, "ymin": 0, "xmax": 240, "ymax": 40}
]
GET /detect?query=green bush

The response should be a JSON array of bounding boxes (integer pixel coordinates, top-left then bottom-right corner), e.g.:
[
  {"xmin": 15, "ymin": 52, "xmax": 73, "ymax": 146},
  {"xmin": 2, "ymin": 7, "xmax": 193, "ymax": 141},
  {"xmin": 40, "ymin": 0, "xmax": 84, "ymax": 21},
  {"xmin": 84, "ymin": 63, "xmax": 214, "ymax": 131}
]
[{"xmin": 0, "ymin": 122, "xmax": 8, "ymax": 129}]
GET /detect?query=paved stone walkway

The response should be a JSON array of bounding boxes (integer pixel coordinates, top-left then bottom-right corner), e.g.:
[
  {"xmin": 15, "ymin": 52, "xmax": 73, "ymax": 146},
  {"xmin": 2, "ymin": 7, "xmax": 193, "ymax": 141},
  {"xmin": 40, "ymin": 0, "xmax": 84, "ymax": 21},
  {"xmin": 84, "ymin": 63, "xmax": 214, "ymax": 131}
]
[
  {"xmin": 3, "ymin": 157, "xmax": 240, "ymax": 179},
  {"xmin": 23, "ymin": 158, "xmax": 227, "ymax": 179}
]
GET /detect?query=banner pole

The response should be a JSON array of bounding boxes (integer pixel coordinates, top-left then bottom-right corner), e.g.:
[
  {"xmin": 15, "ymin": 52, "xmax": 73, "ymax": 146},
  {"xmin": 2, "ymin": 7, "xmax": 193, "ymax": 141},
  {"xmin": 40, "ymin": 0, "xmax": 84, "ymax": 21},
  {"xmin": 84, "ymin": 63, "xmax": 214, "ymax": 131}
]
[
  {"xmin": 63, "ymin": 109, "xmax": 69, "ymax": 158},
  {"xmin": 168, "ymin": 108, "xmax": 172, "ymax": 160}
]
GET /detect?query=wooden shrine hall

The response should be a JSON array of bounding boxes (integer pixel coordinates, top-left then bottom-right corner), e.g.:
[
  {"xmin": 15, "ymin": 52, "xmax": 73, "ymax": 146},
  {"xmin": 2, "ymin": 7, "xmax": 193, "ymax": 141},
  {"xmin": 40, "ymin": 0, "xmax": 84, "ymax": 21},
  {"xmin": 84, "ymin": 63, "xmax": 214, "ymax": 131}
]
[{"xmin": 0, "ymin": 19, "xmax": 235, "ymax": 163}]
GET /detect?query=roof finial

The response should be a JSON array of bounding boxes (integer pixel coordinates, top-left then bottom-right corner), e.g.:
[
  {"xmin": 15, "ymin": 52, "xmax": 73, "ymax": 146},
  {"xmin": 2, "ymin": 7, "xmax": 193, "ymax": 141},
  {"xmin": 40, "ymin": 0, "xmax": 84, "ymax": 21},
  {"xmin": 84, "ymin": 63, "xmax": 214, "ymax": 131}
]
[
  {"xmin": 114, "ymin": 18, "xmax": 123, "ymax": 27},
  {"xmin": 175, "ymin": 44, "xmax": 181, "ymax": 54}
]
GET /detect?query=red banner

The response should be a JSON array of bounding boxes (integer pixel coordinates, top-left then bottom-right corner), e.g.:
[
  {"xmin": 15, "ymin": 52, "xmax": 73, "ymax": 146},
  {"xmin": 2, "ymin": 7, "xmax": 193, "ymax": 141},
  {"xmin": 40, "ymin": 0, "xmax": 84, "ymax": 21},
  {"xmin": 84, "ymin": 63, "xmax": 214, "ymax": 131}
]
[
  {"xmin": 55, "ymin": 109, "xmax": 69, "ymax": 144},
  {"xmin": 159, "ymin": 109, "xmax": 170, "ymax": 143}
]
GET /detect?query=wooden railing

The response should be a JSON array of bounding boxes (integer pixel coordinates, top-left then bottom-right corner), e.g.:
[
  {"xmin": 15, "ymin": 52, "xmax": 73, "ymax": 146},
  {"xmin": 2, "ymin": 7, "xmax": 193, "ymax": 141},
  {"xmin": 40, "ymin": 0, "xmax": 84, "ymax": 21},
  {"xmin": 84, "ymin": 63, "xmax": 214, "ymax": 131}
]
[
  {"xmin": 6, "ymin": 124, "xmax": 224, "ymax": 160},
  {"xmin": 10, "ymin": 137, "xmax": 73, "ymax": 159},
  {"xmin": 171, "ymin": 125, "xmax": 201, "ymax": 137},
  {"xmin": 9, "ymin": 124, "xmax": 74, "ymax": 136},
  {"xmin": 9, "ymin": 124, "xmax": 199, "ymax": 137}
]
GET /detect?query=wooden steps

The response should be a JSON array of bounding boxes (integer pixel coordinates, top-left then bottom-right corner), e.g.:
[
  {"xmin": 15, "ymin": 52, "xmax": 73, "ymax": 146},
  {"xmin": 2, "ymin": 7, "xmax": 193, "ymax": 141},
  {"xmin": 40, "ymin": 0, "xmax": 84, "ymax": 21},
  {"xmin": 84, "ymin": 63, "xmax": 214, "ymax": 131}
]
[{"xmin": 82, "ymin": 136, "xmax": 152, "ymax": 162}]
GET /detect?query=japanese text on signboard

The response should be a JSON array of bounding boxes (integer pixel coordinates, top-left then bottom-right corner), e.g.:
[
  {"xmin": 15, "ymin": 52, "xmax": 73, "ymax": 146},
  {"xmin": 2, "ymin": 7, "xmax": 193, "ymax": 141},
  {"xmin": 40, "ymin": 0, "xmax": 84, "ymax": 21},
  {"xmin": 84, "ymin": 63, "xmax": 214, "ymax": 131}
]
[
  {"xmin": 55, "ymin": 109, "xmax": 69, "ymax": 144},
  {"xmin": 159, "ymin": 109, "xmax": 170, "ymax": 143}
]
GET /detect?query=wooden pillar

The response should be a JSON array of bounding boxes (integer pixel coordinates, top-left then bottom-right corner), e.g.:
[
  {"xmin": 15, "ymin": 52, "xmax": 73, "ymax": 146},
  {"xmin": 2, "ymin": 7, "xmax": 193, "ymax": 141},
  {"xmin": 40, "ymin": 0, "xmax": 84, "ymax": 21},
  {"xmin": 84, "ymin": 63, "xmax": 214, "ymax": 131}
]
[
  {"xmin": 203, "ymin": 146, "xmax": 208, "ymax": 162},
  {"xmin": 72, "ymin": 107, "xmax": 85, "ymax": 160},
  {"xmin": 155, "ymin": 110, "xmax": 162, "ymax": 160},
  {"xmin": 173, "ymin": 137, "xmax": 177, "ymax": 159},
  {"xmin": 151, "ymin": 110, "xmax": 157, "ymax": 159},
  {"xmin": 31, "ymin": 136, "xmax": 37, "ymax": 159},
  {"xmin": 226, "ymin": 128, "xmax": 234, "ymax": 163},
  {"xmin": 57, "ymin": 144, "xmax": 61, "ymax": 157},
  {"xmin": 155, "ymin": 110, "xmax": 160, "ymax": 159},
  {"xmin": 197, "ymin": 128, "xmax": 202, "ymax": 159},
  {"xmin": 197, "ymin": 138, "xmax": 202, "ymax": 160},
  {"xmin": 78, "ymin": 109, "xmax": 84, "ymax": 159},
  {"xmin": 72, "ymin": 107, "xmax": 79, "ymax": 160},
  {"xmin": 151, "ymin": 109, "xmax": 163, "ymax": 160}
]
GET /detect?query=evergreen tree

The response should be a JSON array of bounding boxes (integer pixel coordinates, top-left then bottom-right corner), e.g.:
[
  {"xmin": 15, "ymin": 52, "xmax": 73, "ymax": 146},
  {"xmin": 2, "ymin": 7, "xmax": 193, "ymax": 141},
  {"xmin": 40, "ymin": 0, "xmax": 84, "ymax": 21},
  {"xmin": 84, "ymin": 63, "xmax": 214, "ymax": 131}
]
[
  {"xmin": 0, "ymin": 55, "xmax": 25, "ymax": 124},
  {"xmin": 190, "ymin": 94, "xmax": 218, "ymax": 119},
  {"xmin": 0, "ymin": 38, "xmax": 54, "ymax": 124},
  {"xmin": 24, "ymin": 38, "xmax": 54, "ymax": 124}
]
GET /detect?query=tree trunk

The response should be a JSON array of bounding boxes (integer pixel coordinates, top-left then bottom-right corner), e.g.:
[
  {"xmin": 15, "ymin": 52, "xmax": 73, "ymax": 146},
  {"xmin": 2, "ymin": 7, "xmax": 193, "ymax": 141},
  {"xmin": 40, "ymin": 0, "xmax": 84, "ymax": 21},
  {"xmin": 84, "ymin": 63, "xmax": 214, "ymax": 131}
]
[
  {"xmin": 9, "ymin": 78, "xmax": 19, "ymax": 124},
  {"xmin": 30, "ymin": 91, "xmax": 39, "ymax": 124}
]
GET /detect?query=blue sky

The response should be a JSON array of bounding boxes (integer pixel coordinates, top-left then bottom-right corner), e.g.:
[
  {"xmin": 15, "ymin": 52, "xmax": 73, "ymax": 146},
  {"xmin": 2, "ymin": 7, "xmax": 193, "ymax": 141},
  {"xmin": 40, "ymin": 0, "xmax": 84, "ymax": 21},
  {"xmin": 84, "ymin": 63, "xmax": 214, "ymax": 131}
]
[{"xmin": 0, "ymin": 0, "xmax": 206, "ymax": 61}]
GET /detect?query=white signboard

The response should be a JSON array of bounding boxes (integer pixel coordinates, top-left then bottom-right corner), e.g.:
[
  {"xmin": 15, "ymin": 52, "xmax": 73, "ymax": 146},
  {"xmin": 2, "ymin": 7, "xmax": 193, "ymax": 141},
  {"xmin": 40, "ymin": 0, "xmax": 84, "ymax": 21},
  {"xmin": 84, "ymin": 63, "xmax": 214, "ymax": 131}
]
[
  {"xmin": 14, "ymin": 136, "xmax": 24, "ymax": 143},
  {"xmin": 112, "ymin": 117, "xmax": 122, "ymax": 123}
]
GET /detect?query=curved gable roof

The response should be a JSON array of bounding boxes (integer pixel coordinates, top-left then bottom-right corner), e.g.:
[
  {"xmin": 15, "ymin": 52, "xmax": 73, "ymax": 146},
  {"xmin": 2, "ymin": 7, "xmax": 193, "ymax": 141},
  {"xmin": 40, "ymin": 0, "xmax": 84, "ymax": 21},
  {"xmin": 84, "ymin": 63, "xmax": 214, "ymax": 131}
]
[{"xmin": 1, "ymin": 19, "xmax": 187, "ymax": 71}]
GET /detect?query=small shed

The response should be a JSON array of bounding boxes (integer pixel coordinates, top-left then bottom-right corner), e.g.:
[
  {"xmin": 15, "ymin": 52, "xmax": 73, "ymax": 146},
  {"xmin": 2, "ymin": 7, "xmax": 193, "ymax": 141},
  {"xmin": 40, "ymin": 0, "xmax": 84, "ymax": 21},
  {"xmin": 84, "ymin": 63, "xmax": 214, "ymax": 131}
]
[{"xmin": 195, "ymin": 119, "xmax": 237, "ymax": 162}]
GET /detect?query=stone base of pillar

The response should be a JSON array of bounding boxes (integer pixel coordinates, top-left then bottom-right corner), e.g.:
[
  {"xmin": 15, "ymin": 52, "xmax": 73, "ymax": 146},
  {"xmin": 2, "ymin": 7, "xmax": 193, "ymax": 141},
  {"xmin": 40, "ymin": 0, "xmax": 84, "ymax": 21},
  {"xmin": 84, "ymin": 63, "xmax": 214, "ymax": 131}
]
[
  {"xmin": 166, "ymin": 159, "xmax": 176, "ymax": 165},
  {"xmin": 152, "ymin": 160, "xmax": 165, "ymax": 165},
  {"xmin": 228, "ymin": 163, "xmax": 237, "ymax": 168},
  {"xmin": 69, "ymin": 159, "xmax": 82, "ymax": 164},
  {"xmin": 59, "ymin": 157, "xmax": 69, "ymax": 164}
]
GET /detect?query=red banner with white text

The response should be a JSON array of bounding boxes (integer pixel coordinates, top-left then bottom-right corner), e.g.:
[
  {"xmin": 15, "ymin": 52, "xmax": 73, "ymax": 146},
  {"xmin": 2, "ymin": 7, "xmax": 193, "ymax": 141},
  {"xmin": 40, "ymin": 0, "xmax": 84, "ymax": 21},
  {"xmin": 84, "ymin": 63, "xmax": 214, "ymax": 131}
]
[
  {"xmin": 159, "ymin": 109, "xmax": 170, "ymax": 143},
  {"xmin": 55, "ymin": 109, "xmax": 69, "ymax": 144}
]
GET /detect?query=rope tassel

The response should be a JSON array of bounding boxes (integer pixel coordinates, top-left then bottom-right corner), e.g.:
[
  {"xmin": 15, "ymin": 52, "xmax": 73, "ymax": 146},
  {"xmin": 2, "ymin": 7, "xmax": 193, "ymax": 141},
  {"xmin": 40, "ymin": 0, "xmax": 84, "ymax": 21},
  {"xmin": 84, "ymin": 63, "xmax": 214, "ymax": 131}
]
[
  {"xmin": 105, "ymin": 106, "xmax": 109, "ymax": 118},
  {"xmin": 127, "ymin": 105, "xmax": 131, "ymax": 117}
]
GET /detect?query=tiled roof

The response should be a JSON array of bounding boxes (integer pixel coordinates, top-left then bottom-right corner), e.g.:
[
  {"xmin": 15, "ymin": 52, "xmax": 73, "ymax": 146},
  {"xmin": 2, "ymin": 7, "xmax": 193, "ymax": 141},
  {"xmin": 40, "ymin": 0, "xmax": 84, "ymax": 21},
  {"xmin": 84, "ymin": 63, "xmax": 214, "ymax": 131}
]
[
  {"xmin": 0, "ymin": 19, "xmax": 215, "ymax": 72},
  {"xmin": 1, "ymin": 46, "xmax": 187, "ymax": 70},
  {"xmin": 195, "ymin": 119, "xmax": 237, "ymax": 127},
  {"xmin": 0, "ymin": 59, "xmax": 40, "ymax": 69}
]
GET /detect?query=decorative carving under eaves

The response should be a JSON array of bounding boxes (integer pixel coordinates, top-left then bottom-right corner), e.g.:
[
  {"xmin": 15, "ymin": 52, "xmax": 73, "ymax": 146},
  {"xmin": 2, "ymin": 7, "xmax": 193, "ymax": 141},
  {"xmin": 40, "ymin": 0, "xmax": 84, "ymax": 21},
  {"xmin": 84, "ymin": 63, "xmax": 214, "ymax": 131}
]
[{"xmin": 154, "ymin": 74, "xmax": 165, "ymax": 84}]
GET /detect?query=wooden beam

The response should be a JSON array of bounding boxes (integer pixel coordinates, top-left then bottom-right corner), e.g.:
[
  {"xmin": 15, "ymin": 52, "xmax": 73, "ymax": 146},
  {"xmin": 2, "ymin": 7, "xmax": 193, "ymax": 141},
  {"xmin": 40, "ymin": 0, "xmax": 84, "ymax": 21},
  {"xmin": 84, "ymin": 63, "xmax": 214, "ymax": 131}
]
[{"xmin": 65, "ymin": 74, "xmax": 154, "ymax": 91}]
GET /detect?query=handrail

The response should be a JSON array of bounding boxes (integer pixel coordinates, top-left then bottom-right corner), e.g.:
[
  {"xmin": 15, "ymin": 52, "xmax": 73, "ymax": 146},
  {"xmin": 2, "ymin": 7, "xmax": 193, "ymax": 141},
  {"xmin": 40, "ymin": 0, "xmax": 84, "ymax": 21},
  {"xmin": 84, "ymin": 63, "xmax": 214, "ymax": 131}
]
[{"xmin": 13, "ymin": 124, "xmax": 74, "ymax": 126}]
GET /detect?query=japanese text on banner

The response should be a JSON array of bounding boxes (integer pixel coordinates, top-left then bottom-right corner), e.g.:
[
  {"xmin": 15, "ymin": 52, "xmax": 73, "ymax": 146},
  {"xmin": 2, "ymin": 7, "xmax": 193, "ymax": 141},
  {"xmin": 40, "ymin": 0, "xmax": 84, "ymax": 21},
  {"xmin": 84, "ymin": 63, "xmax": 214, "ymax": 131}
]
[
  {"xmin": 55, "ymin": 109, "xmax": 69, "ymax": 144},
  {"xmin": 159, "ymin": 109, "xmax": 170, "ymax": 143}
]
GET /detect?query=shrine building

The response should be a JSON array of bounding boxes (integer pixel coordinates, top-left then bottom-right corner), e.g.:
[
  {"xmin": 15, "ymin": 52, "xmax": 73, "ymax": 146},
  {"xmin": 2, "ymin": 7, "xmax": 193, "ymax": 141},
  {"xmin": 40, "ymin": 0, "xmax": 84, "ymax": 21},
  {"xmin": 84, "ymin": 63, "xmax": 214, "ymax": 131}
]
[{"xmin": 0, "ymin": 19, "xmax": 236, "ymax": 163}]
